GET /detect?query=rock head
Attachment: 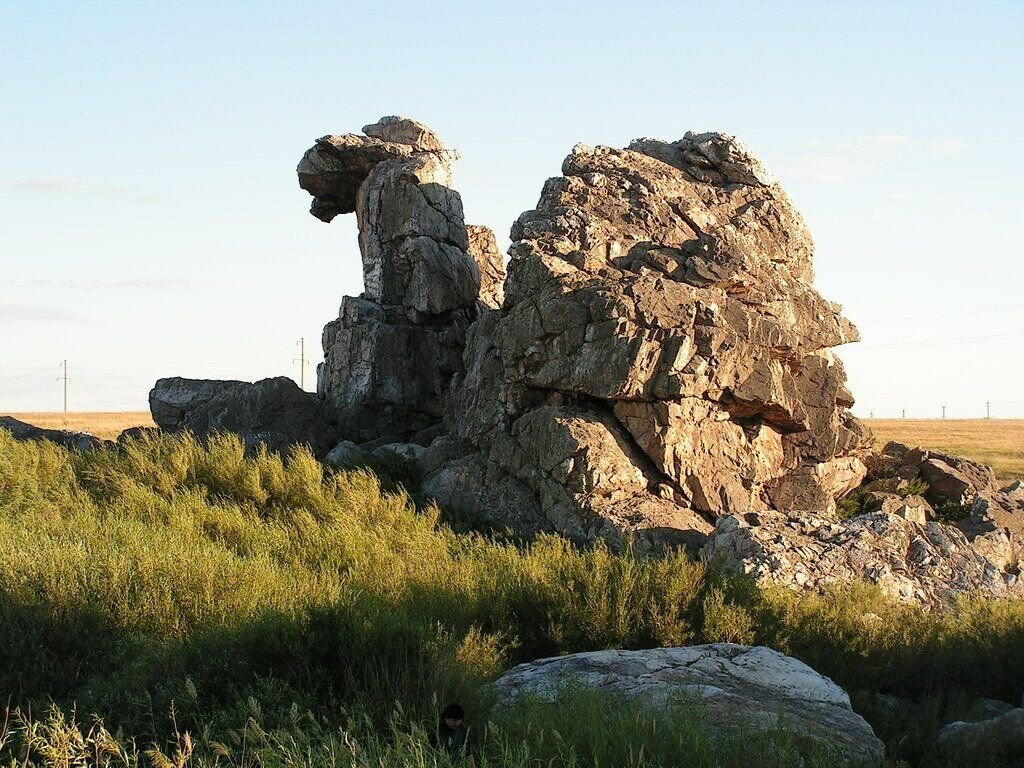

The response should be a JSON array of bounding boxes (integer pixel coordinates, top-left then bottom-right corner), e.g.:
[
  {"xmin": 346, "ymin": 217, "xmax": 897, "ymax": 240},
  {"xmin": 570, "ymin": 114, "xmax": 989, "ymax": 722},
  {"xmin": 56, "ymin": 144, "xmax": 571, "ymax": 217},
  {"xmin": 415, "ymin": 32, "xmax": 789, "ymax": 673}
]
[{"xmin": 298, "ymin": 117, "xmax": 505, "ymax": 441}]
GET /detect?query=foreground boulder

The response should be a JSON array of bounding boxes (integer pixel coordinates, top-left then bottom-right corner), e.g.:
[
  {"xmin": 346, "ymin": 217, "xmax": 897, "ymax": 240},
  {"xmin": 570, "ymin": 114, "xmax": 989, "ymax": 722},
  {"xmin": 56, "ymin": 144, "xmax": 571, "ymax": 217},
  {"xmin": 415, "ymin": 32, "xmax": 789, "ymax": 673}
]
[
  {"xmin": 0, "ymin": 416, "xmax": 108, "ymax": 452},
  {"xmin": 426, "ymin": 130, "xmax": 870, "ymax": 547},
  {"xmin": 149, "ymin": 377, "xmax": 338, "ymax": 457},
  {"xmin": 702, "ymin": 509, "xmax": 1023, "ymax": 605},
  {"xmin": 492, "ymin": 644, "xmax": 883, "ymax": 765},
  {"xmin": 298, "ymin": 116, "xmax": 503, "ymax": 441}
]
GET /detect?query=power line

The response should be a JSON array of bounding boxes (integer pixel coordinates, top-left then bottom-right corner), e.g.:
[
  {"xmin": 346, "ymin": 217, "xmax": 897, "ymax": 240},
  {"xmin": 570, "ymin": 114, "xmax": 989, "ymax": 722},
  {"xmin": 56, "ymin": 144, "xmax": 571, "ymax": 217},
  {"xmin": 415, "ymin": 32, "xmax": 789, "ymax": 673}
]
[
  {"xmin": 859, "ymin": 304, "xmax": 1024, "ymax": 324},
  {"xmin": 853, "ymin": 329, "xmax": 1024, "ymax": 351}
]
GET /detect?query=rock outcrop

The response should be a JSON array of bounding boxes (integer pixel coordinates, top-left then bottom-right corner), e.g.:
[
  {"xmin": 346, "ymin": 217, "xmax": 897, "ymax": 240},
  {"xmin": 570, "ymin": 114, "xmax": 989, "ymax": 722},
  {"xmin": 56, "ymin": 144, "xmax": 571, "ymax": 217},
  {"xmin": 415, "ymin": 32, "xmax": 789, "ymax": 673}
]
[
  {"xmin": 702, "ymin": 509, "xmax": 1023, "ymax": 605},
  {"xmin": 0, "ymin": 416, "xmax": 108, "ymax": 452},
  {"xmin": 298, "ymin": 117, "xmax": 498, "ymax": 441},
  {"xmin": 425, "ymin": 131, "xmax": 870, "ymax": 547},
  {"xmin": 149, "ymin": 376, "xmax": 337, "ymax": 457},
  {"xmin": 492, "ymin": 644, "xmax": 884, "ymax": 764}
]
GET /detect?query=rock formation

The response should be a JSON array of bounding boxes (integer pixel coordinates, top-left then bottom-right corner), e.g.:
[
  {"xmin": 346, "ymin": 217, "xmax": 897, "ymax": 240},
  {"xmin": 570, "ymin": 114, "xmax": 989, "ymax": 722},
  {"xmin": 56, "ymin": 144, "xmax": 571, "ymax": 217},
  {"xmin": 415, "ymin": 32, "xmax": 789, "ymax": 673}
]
[
  {"xmin": 144, "ymin": 114, "xmax": 1023, "ymax": 605},
  {"xmin": 492, "ymin": 644, "xmax": 884, "ymax": 764},
  {"xmin": 149, "ymin": 376, "xmax": 337, "ymax": 457},
  {"xmin": 298, "ymin": 117, "xmax": 503, "ymax": 442},
  {"xmin": 425, "ymin": 131, "xmax": 870, "ymax": 547}
]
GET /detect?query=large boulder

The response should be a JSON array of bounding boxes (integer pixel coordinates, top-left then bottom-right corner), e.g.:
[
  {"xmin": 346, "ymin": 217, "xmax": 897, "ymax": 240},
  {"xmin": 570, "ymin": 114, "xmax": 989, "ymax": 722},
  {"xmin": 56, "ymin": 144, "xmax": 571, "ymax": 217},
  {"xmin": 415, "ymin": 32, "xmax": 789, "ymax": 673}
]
[
  {"xmin": 298, "ymin": 117, "xmax": 499, "ymax": 440},
  {"xmin": 149, "ymin": 376, "xmax": 338, "ymax": 457},
  {"xmin": 701, "ymin": 509, "xmax": 1024, "ymax": 605},
  {"xmin": 427, "ymin": 131, "xmax": 870, "ymax": 547},
  {"xmin": 492, "ymin": 644, "xmax": 884, "ymax": 765},
  {"xmin": 0, "ymin": 416, "xmax": 108, "ymax": 452}
]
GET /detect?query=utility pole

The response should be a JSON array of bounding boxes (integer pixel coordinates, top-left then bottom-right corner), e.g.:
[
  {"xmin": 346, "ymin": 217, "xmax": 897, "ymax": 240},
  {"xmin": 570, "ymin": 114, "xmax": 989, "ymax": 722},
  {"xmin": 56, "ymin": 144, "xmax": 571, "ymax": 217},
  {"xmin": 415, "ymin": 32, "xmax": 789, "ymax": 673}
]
[
  {"xmin": 942, "ymin": 405, "xmax": 946, "ymax": 420},
  {"xmin": 57, "ymin": 360, "xmax": 70, "ymax": 413},
  {"xmin": 869, "ymin": 410, "xmax": 874, "ymax": 420},
  {"xmin": 902, "ymin": 408, "xmax": 906, "ymax": 419},
  {"xmin": 986, "ymin": 400, "xmax": 991, "ymax": 419},
  {"xmin": 294, "ymin": 338, "xmax": 309, "ymax": 390}
]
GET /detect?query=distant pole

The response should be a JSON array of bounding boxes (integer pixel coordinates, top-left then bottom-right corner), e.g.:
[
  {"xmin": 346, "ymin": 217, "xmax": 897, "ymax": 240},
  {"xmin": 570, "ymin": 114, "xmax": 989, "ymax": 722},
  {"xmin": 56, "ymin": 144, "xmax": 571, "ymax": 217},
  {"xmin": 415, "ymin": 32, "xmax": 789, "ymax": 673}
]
[
  {"xmin": 294, "ymin": 338, "xmax": 308, "ymax": 390},
  {"xmin": 942, "ymin": 405, "xmax": 946, "ymax": 420},
  {"xmin": 986, "ymin": 400, "xmax": 991, "ymax": 419},
  {"xmin": 869, "ymin": 410, "xmax": 874, "ymax": 419},
  {"xmin": 902, "ymin": 408, "xmax": 906, "ymax": 419},
  {"xmin": 57, "ymin": 360, "xmax": 70, "ymax": 413}
]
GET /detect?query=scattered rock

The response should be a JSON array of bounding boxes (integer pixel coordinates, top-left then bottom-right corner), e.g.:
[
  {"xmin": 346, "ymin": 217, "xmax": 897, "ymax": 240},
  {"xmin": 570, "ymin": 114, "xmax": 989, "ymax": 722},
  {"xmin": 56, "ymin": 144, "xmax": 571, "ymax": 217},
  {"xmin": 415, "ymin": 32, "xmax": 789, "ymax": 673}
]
[
  {"xmin": 324, "ymin": 440, "xmax": 367, "ymax": 466},
  {"xmin": 149, "ymin": 377, "xmax": 338, "ymax": 457},
  {"xmin": 0, "ymin": 416, "xmax": 108, "ymax": 452},
  {"xmin": 117, "ymin": 426, "xmax": 158, "ymax": 444},
  {"xmin": 372, "ymin": 442, "xmax": 426, "ymax": 462},
  {"xmin": 702, "ymin": 509, "xmax": 1023, "ymax": 605},
  {"xmin": 492, "ymin": 644, "xmax": 883, "ymax": 765},
  {"xmin": 938, "ymin": 707, "xmax": 1024, "ymax": 754}
]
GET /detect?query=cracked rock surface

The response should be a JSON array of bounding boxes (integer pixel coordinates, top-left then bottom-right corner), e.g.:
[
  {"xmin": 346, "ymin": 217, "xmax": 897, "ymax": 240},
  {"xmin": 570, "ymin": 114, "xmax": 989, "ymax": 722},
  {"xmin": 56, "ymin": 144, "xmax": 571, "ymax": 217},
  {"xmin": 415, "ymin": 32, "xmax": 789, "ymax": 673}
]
[
  {"xmin": 427, "ymin": 130, "xmax": 870, "ymax": 547},
  {"xmin": 298, "ymin": 117, "xmax": 499, "ymax": 440},
  {"xmin": 492, "ymin": 644, "xmax": 884, "ymax": 764},
  {"xmin": 701, "ymin": 509, "xmax": 1024, "ymax": 605}
]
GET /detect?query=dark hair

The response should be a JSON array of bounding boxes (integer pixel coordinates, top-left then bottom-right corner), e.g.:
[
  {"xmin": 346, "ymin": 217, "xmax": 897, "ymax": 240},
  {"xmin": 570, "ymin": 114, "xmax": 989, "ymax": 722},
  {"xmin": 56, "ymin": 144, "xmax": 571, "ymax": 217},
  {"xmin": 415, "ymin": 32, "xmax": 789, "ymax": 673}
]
[{"xmin": 441, "ymin": 703, "xmax": 465, "ymax": 721}]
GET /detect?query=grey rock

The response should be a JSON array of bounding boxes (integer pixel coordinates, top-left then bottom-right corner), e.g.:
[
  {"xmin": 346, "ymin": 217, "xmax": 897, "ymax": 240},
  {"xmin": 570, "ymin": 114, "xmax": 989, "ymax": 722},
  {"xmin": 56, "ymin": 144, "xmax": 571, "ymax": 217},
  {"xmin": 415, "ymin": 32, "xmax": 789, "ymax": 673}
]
[
  {"xmin": 372, "ymin": 442, "xmax": 426, "ymax": 462},
  {"xmin": 0, "ymin": 416, "xmax": 108, "ymax": 452},
  {"xmin": 299, "ymin": 117, "xmax": 494, "ymax": 442},
  {"xmin": 149, "ymin": 377, "xmax": 338, "ymax": 457},
  {"xmin": 324, "ymin": 440, "xmax": 367, "ymax": 466},
  {"xmin": 938, "ymin": 707, "xmax": 1024, "ymax": 752},
  {"xmin": 702, "ymin": 509, "xmax": 1023, "ymax": 606},
  {"xmin": 318, "ymin": 297, "xmax": 472, "ymax": 441},
  {"xmin": 492, "ymin": 644, "xmax": 883, "ymax": 765}
]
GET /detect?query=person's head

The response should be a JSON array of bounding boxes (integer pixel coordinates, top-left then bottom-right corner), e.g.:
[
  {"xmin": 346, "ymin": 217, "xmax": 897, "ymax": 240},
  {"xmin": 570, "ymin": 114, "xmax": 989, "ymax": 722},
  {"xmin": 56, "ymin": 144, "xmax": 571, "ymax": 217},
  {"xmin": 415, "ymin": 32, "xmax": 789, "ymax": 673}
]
[{"xmin": 441, "ymin": 703, "xmax": 465, "ymax": 729}]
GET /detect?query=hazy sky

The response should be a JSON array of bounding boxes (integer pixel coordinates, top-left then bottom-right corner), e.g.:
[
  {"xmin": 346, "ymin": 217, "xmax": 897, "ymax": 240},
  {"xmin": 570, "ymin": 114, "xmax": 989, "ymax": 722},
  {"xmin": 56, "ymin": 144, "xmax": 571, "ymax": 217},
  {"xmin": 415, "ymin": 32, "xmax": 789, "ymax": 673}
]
[{"xmin": 2, "ymin": 1, "xmax": 1023, "ymax": 418}]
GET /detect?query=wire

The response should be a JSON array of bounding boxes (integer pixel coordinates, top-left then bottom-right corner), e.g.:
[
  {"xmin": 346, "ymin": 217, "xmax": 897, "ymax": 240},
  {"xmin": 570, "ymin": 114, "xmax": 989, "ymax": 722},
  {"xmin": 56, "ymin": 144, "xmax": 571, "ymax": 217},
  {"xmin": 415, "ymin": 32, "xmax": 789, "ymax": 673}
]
[{"xmin": 859, "ymin": 304, "xmax": 1024, "ymax": 323}]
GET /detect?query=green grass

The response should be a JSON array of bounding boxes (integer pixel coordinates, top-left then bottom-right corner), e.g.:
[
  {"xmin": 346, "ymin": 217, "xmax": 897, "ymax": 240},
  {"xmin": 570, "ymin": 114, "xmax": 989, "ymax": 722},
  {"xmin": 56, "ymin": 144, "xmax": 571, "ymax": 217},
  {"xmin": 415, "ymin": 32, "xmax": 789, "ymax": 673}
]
[{"xmin": 1, "ymin": 429, "xmax": 1024, "ymax": 766}]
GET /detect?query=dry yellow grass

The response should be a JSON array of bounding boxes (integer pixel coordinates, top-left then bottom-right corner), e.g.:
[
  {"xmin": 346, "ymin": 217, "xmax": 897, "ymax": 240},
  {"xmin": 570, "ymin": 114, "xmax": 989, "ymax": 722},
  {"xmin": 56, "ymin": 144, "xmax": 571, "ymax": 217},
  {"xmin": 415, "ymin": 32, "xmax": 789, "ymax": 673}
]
[
  {"xmin": 866, "ymin": 419, "xmax": 1024, "ymax": 482},
  {"xmin": 1, "ymin": 412, "xmax": 154, "ymax": 441}
]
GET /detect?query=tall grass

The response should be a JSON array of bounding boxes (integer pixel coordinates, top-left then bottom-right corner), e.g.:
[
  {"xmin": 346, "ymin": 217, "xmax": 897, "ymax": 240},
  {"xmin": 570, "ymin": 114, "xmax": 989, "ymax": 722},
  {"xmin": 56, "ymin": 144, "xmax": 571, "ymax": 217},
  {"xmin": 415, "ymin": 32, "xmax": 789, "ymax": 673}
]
[{"xmin": 1, "ymin": 430, "xmax": 1023, "ymax": 766}]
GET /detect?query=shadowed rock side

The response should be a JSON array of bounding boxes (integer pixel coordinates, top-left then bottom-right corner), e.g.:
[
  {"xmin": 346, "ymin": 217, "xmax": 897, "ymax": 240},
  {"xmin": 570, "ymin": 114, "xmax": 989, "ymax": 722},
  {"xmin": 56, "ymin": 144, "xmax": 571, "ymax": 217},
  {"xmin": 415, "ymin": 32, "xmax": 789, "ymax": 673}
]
[
  {"xmin": 298, "ymin": 116, "xmax": 504, "ymax": 441},
  {"xmin": 149, "ymin": 376, "xmax": 338, "ymax": 457},
  {"xmin": 425, "ymin": 132, "xmax": 871, "ymax": 548}
]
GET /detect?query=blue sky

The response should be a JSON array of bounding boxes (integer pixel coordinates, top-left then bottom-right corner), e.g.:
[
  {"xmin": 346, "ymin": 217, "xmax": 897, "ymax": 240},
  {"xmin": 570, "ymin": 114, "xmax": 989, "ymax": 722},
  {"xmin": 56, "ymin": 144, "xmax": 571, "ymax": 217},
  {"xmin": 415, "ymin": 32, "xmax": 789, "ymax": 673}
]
[{"xmin": 2, "ymin": 0, "xmax": 1023, "ymax": 417}]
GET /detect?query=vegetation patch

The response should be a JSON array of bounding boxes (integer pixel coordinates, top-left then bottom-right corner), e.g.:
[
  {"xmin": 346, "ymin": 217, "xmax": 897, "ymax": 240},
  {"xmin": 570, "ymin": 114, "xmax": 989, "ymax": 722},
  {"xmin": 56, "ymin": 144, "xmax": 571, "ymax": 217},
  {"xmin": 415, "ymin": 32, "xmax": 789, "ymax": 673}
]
[{"xmin": 1, "ymin": 430, "xmax": 1023, "ymax": 766}]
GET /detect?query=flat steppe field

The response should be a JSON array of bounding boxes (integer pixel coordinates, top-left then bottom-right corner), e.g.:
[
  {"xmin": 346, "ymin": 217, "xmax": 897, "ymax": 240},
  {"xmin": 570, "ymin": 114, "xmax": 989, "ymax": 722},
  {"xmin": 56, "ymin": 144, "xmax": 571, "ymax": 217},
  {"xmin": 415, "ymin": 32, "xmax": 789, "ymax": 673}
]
[
  {"xmin": 1, "ymin": 411, "xmax": 154, "ymax": 441},
  {"xmin": 866, "ymin": 419, "xmax": 1024, "ymax": 482},
  {"xmin": 3, "ymin": 413, "xmax": 1022, "ymax": 482}
]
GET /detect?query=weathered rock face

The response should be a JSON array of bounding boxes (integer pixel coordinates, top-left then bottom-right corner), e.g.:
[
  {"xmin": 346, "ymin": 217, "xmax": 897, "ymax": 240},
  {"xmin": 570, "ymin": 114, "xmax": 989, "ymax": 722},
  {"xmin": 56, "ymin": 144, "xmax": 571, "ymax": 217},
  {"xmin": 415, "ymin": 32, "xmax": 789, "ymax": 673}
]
[
  {"xmin": 492, "ymin": 644, "xmax": 884, "ymax": 765},
  {"xmin": 298, "ymin": 117, "xmax": 498, "ymax": 440},
  {"xmin": 149, "ymin": 377, "xmax": 338, "ymax": 457},
  {"xmin": 428, "ymin": 131, "xmax": 869, "ymax": 547},
  {"xmin": 0, "ymin": 416, "xmax": 108, "ymax": 452},
  {"xmin": 702, "ymin": 509, "xmax": 1024, "ymax": 605}
]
